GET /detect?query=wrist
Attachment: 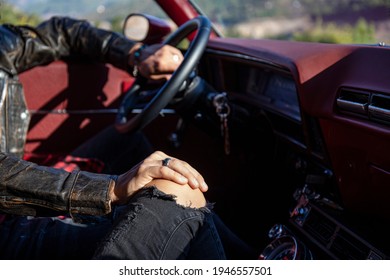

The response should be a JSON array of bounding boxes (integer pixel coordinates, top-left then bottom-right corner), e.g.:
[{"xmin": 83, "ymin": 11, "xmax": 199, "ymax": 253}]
[
  {"xmin": 108, "ymin": 175, "xmax": 121, "ymax": 205},
  {"xmin": 129, "ymin": 43, "xmax": 147, "ymax": 77},
  {"xmin": 109, "ymin": 173, "xmax": 136, "ymax": 205}
]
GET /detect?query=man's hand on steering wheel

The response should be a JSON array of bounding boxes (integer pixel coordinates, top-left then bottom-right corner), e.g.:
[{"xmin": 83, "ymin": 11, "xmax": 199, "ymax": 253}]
[
  {"xmin": 116, "ymin": 16, "xmax": 211, "ymax": 134},
  {"xmin": 128, "ymin": 43, "xmax": 184, "ymax": 81}
]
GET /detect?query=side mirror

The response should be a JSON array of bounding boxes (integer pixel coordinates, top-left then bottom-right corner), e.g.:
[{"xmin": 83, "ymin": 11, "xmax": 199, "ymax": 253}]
[{"xmin": 123, "ymin": 13, "xmax": 172, "ymax": 44}]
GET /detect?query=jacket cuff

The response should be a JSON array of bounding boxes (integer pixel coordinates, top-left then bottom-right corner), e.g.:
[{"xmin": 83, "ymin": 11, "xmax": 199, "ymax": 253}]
[
  {"xmin": 106, "ymin": 36, "xmax": 136, "ymax": 71},
  {"xmin": 68, "ymin": 171, "xmax": 115, "ymax": 216}
]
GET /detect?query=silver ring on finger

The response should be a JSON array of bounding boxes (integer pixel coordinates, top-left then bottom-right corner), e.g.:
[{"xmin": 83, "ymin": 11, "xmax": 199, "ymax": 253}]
[
  {"xmin": 162, "ymin": 157, "xmax": 172, "ymax": 167},
  {"xmin": 172, "ymin": 54, "xmax": 180, "ymax": 62}
]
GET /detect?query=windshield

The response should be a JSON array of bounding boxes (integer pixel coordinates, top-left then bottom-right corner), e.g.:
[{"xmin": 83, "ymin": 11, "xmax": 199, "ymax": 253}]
[
  {"xmin": 191, "ymin": 0, "xmax": 390, "ymax": 45},
  {"xmin": 2, "ymin": 0, "xmax": 390, "ymax": 45},
  {"xmin": 1, "ymin": 0, "xmax": 171, "ymax": 32}
]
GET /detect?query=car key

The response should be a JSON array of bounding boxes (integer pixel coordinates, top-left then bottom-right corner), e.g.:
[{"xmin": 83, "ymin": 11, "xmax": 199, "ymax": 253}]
[{"xmin": 213, "ymin": 92, "xmax": 231, "ymax": 155}]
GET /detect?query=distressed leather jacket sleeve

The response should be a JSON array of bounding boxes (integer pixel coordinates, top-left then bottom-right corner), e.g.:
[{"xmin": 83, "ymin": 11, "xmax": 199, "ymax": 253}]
[
  {"xmin": 0, "ymin": 153, "xmax": 114, "ymax": 216},
  {"xmin": 0, "ymin": 17, "xmax": 134, "ymax": 217},
  {"xmin": 0, "ymin": 16, "xmax": 135, "ymax": 75}
]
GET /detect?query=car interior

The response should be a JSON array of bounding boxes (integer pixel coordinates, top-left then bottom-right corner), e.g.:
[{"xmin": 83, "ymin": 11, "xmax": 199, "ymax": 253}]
[{"xmin": 17, "ymin": 8, "xmax": 390, "ymax": 260}]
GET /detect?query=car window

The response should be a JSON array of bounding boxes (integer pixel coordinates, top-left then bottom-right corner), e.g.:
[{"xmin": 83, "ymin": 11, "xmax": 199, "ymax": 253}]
[
  {"xmin": 3, "ymin": 0, "xmax": 390, "ymax": 45},
  {"xmin": 2, "ymin": 0, "xmax": 171, "ymax": 33},
  {"xmin": 191, "ymin": 0, "xmax": 390, "ymax": 45}
]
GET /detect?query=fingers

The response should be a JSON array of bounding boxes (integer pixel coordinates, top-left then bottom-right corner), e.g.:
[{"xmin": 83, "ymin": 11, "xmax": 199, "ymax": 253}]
[
  {"xmin": 155, "ymin": 45, "xmax": 183, "ymax": 72},
  {"xmin": 138, "ymin": 45, "xmax": 183, "ymax": 80},
  {"xmin": 165, "ymin": 157, "xmax": 208, "ymax": 192},
  {"xmin": 144, "ymin": 151, "xmax": 208, "ymax": 192},
  {"xmin": 112, "ymin": 151, "xmax": 208, "ymax": 205}
]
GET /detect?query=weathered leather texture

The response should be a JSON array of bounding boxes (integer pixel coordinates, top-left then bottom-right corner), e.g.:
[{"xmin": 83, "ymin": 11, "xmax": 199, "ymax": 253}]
[
  {"xmin": 0, "ymin": 16, "xmax": 135, "ymax": 216},
  {"xmin": 0, "ymin": 16, "xmax": 135, "ymax": 76},
  {"xmin": 0, "ymin": 153, "xmax": 114, "ymax": 216}
]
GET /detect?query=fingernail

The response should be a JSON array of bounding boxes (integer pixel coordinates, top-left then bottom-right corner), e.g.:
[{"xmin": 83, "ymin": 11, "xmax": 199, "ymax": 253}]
[
  {"xmin": 179, "ymin": 176, "xmax": 187, "ymax": 183},
  {"xmin": 201, "ymin": 181, "xmax": 208, "ymax": 191},
  {"xmin": 191, "ymin": 178, "xmax": 199, "ymax": 188}
]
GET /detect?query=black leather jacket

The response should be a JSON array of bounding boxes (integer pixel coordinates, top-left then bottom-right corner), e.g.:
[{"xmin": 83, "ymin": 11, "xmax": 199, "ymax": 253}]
[
  {"xmin": 0, "ymin": 16, "xmax": 134, "ymax": 76},
  {"xmin": 0, "ymin": 17, "xmax": 136, "ymax": 218}
]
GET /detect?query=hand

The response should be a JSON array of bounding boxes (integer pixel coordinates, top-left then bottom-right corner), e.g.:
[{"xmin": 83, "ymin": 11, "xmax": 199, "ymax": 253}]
[
  {"xmin": 110, "ymin": 151, "xmax": 208, "ymax": 205},
  {"xmin": 129, "ymin": 44, "xmax": 183, "ymax": 81}
]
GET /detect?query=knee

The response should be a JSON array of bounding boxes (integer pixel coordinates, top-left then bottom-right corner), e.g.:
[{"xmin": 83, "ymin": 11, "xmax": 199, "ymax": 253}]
[{"xmin": 145, "ymin": 179, "xmax": 206, "ymax": 208}]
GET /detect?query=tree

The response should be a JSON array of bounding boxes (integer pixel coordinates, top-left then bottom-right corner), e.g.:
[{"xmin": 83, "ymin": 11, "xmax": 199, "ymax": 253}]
[{"xmin": 0, "ymin": 3, "xmax": 41, "ymax": 26}]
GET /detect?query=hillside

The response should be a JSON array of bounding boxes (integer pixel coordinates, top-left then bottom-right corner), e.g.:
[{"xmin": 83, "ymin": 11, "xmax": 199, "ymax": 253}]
[
  {"xmin": 6, "ymin": 0, "xmax": 389, "ymax": 24},
  {"xmin": 3, "ymin": 0, "xmax": 390, "ymax": 43},
  {"xmin": 6, "ymin": 0, "xmax": 163, "ymax": 20}
]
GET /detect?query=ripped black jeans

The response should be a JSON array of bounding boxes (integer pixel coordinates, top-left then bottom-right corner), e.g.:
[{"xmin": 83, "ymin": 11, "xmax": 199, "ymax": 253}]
[
  {"xmin": 0, "ymin": 125, "xmax": 254, "ymax": 260},
  {"xmin": 0, "ymin": 187, "xmax": 226, "ymax": 259},
  {"xmin": 94, "ymin": 187, "xmax": 226, "ymax": 259}
]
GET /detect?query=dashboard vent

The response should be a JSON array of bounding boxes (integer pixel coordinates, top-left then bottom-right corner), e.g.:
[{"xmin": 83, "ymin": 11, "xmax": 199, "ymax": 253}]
[
  {"xmin": 331, "ymin": 228, "xmax": 372, "ymax": 259},
  {"xmin": 336, "ymin": 88, "xmax": 370, "ymax": 115},
  {"xmin": 368, "ymin": 94, "xmax": 390, "ymax": 123},
  {"xmin": 336, "ymin": 87, "xmax": 390, "ymax": 126},
  {"xmin": 291, "ymin": 203, "xmax": 388, "ymax": 259},
  {"xmin": 303, "ymin": 208, "xmax": 336, "ymax": 245}
]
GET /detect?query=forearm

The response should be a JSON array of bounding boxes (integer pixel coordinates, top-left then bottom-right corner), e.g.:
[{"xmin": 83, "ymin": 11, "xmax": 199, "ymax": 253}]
[
  {"xmin": 35, "ymin": 17, "xmax": 136, "ymax": 70},
  {"xmin": 0, "ymin": 153, "xmax": 114, "ymax": 217},
  {"xmin": 1, "ymin": 16, "xmax": 136, "ymax": 75}
]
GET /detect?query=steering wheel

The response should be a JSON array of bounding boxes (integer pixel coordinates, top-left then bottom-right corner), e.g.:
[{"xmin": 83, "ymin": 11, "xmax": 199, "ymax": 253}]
[{"xmin": 115, "ymin": 16, "xmax": 211, "ymax": 133}]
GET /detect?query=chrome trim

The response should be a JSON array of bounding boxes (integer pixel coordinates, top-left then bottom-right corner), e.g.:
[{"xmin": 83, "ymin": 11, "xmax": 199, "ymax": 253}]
[
  {"xmin": 29, "ymin": 108, "xmax": 176, "ymax": 115},
  {"xmin": 336, "ymin": 98, "xmax": 368, "ymax": 114},
  {"xmin": 368, "ymin": 105, "xmax": 390, "ymax": 121}
]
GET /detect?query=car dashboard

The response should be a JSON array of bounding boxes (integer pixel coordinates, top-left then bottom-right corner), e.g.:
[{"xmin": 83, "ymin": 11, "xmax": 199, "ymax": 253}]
[{"xmin": 192, "ymin": 37, "xmax": 390, "ymax": 259}]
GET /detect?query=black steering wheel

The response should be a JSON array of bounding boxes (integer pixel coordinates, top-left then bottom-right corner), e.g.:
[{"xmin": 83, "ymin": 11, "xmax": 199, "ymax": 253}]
[{"xmin": 115, "ymin": 16, "xmax": 211, "ymax": 133}]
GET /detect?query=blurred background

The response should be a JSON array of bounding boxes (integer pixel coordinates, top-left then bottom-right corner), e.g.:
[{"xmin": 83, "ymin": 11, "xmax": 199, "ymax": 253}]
[{"xmin": 1, "ymin": 0, "xmax": 390, "ymax": 44}]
